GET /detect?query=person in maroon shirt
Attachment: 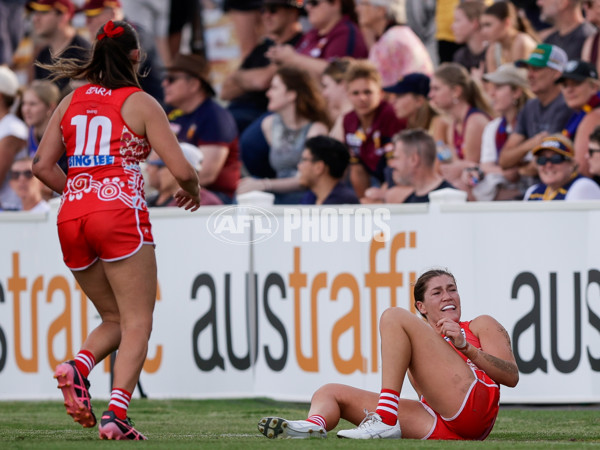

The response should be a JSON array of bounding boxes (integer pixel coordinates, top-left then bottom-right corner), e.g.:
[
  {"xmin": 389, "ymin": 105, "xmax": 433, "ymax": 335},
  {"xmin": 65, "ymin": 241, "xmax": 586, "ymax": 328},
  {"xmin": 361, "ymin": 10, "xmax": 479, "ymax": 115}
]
[
  {"xmin": 332, "ymin": 60, "xmax": 405, "ymax": 199},
  {"xmin": 266, "ymin": 0, "xmax": 368, "ymax": 78}
]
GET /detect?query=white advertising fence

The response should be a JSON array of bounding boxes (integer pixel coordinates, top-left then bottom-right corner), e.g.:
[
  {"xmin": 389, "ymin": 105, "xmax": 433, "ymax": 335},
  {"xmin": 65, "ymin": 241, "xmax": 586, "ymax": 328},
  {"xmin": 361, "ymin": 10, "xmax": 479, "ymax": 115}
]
[{"xmin": 1, "ymin": 199, "xmax": 599, "ymax": 403}]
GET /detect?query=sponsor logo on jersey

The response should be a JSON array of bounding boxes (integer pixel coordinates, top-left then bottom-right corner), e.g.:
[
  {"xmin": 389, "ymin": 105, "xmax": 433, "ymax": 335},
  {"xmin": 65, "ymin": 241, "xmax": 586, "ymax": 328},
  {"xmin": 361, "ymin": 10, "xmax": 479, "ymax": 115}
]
[{"xmin": 68, "ymin": 155, "xmax": 115, "ymax": 167}]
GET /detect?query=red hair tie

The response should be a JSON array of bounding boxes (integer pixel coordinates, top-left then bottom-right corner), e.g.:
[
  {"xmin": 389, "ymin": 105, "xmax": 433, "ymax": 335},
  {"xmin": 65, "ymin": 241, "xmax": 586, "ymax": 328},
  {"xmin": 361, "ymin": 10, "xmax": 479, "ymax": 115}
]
[{"xmin": 98, "ymin": 20, "xmax": 125, "ymax": 41}]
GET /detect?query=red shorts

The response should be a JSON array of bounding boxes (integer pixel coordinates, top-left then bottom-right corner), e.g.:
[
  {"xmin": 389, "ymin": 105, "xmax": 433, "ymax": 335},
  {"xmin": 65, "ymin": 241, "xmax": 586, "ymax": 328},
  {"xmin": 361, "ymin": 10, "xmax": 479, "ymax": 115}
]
[
  {"xmin": 58, "ymin": 208, "xmax": 154, "ymax": 270},
  {"xmin": 420, "ymin": 368, "xmax": 500, "ymax": 440}
]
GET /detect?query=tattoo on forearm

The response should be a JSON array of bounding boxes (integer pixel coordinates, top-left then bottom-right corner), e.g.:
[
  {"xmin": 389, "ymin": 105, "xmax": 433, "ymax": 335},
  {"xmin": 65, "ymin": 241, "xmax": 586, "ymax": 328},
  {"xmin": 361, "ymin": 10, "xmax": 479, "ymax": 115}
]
[{"xmin": 480, "ymin": 351, "xmax": 518, "ymax": 375}]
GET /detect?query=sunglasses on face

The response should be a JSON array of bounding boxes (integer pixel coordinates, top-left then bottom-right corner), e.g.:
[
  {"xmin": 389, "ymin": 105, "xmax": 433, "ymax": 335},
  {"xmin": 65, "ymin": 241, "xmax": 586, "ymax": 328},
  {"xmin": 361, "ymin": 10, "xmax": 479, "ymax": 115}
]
[
  {"xmin": 9, "ymin": 170, "xmax": 34, "ymax": 180},
  {"xmin": 535, "ymin": 153, "xmax": 569, "ymax": 165}
]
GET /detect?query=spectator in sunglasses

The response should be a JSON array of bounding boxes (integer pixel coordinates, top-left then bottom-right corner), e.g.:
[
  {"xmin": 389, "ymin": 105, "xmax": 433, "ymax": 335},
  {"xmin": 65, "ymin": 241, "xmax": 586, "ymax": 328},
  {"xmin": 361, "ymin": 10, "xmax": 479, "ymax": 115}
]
[
  {"xmin": 8, "ymin": 157, "xmax": 49, "ymax": 212},
  {"xmin": 556, "ymin": 60, "xmax": 600, "ymax": 177},
  {"xmin": 523, "ymin": 134, "xmax": 600, "ymax": 200},
  {"xmin": 586, "ymin": 124, "xmax": 600, "ymax": 179}
]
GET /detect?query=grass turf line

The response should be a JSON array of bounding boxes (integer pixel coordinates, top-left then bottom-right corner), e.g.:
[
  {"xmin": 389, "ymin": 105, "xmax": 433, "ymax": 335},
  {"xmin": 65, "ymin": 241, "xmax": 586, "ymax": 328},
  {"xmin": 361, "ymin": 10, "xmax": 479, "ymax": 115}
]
[{"xmin": 0, "ymin": 398, "xmax": 598, "ymax": 448}]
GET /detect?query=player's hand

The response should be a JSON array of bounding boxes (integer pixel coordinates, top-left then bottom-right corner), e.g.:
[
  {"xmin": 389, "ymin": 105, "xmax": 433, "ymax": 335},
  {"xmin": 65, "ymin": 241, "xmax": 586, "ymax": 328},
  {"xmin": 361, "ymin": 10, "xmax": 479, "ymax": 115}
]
[
  {"xmin": 174, "ymin": 187, "xmax": 201, "ymax": 212},
  {"xmin": 436, "ymin": 318, "xmax": 467, "ymax": 349}
]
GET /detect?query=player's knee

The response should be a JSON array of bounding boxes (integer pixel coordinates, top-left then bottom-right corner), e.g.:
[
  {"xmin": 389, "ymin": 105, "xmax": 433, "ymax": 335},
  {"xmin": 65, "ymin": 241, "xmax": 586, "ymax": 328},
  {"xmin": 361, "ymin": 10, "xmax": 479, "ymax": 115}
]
[{"xmin": 379, "ymin": 306, "xmax": 411, "ymax": 331}]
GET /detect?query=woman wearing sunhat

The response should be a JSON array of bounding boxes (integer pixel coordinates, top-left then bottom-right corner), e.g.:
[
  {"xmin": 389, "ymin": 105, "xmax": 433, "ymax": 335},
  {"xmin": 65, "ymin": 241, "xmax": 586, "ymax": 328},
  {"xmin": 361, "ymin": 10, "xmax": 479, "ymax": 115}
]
[
  {"xmin": 557, "ymin": 59, "xmax": 600, "ymax": 176},
  {"xmin": 523, "ymin": 134, "xmax": 600, "ymax": 201}
]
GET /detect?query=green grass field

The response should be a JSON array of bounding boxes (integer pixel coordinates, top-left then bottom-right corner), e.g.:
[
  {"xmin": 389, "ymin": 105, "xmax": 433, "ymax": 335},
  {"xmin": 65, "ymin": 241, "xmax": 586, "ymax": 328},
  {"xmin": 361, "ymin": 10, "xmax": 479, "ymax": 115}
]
[{"xmin": 0, "ymin": 399, "xmax": 599, "ymax": 448}]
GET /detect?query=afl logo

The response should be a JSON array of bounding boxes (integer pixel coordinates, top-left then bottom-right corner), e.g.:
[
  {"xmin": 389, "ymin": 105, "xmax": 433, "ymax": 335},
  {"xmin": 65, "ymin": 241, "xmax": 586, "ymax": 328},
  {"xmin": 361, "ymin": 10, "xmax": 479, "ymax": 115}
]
[{"xmin": 206, "ymin": 206, "xmax": 279, "ymax": 245}]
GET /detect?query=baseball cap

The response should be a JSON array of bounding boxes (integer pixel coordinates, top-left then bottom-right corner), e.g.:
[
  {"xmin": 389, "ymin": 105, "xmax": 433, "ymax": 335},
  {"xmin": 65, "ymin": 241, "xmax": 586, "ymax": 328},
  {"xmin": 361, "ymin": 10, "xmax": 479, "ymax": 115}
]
[
  {"xmin": 556, "ymin": 60, "xmax": 599, "ymax": 84},
  {"xmin": 0, "ymin": 65, "xmax": 20, "ymax": 97},
  {"xmin": 80, "ymin": 0, "xmax": 121, "ymax": 17},
  {"xmin": 515, "ymin": 44, "xmax": 567, "ymax": 72},
  {"xmin": 26, "ymin": 0, "xmax": 75, "ymax": 17},
  {"xmin": 483, "ymin": 63, "xmax": 529, "ymax": 88},
  {"xmin": 166, "ymin": 53, "xmax": 215, "ymax": 97},
  {"xmin": 532, "ymin": 134, "xmax": 574, "ymax": 158},
  {"xmin": 383, "ymin": 73, "xmax": 430, "ymax": 97}
]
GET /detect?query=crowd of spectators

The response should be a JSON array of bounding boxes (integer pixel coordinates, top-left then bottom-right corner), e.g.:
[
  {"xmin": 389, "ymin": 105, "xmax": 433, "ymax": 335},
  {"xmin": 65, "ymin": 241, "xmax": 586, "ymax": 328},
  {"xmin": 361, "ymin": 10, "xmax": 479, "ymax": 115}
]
[{"xmin": 4, "ymin": 0, "xmax": 600, "ymax": 211}]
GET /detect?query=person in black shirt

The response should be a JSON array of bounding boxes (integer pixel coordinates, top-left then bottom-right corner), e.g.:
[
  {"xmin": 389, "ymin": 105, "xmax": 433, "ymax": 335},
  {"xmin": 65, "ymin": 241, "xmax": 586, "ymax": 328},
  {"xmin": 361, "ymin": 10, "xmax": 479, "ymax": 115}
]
[
  {"xmin": 389, "ymin": 129, "xmax": 456, "ymax": 203},
  {"xmin": 298, "ymin": 135, "xmax": 359, "ymax": 205},
  {"xmin": 28, "ymin": 0, "xmax": 91, "ymax": 94}
]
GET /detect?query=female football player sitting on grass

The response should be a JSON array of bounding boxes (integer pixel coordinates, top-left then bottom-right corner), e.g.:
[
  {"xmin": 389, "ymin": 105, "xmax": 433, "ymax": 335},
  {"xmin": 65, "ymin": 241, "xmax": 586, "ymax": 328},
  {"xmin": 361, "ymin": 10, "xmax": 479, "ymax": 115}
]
[{"xmin": 257, "ymin": 268, "xmax": 519, "ymax": 440}]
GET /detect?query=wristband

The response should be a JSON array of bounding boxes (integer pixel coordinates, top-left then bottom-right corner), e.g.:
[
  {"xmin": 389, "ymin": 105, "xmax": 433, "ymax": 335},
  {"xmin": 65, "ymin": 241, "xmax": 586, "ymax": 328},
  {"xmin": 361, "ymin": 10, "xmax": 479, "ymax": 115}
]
[{"xmin": 455, "ymin": 340, "xmax": 468, "ymax": 350}]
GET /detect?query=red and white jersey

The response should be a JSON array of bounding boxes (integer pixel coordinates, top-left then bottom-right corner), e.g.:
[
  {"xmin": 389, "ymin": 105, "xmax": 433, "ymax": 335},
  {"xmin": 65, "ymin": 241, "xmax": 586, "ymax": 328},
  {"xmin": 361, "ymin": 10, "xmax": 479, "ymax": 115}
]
[{"xmin": 58, "ymin": 84, "xmax": 151, "ymax": 223}]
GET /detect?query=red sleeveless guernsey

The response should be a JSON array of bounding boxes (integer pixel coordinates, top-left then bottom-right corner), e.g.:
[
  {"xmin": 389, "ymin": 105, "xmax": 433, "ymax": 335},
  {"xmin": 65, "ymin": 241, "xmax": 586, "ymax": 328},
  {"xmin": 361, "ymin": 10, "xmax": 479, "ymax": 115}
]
[{"xmin": 58, "ymin": 84, "xmax": 151, "ymax": 223}]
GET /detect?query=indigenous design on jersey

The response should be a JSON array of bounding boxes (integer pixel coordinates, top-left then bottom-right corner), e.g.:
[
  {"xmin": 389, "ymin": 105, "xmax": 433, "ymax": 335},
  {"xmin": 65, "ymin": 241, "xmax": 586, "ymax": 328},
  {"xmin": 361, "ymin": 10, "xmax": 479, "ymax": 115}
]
[{"xmin": 58, "ymin": 85, "xmax": 151, "ymax": 222}]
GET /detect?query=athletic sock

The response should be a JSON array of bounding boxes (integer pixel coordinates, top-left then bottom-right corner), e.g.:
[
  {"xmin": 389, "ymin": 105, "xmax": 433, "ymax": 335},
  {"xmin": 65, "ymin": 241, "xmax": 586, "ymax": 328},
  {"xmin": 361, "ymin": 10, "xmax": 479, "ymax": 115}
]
[
  {"xmin": 108, "ymin": 388, "xmax": 132, "ymax": 420},
  {"xmin": 375, "ymin": 388, "xmax": 400, "ymax": 426},
  {"xmin": 306, "ymin": 414, "xmax": 327, "ymax": 429},
  {"xmin": 74, "ymin": 350, "xmax": 96, "ymax": 378}
]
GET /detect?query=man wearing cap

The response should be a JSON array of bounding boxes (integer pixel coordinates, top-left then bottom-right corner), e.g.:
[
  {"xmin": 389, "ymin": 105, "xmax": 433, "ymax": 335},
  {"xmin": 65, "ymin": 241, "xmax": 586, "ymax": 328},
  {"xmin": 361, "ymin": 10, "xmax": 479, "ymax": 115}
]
[
  {"xmin": 557, "ymin": 59, "xmax": 600, "ymax": 176},
  {"xmin": 80, "ymin": 0, "xmax": 164, "ymax": 105},
  {"xmin": 163, "ymin": 53, "xmax": 240, "ymax": 203},
  {"xmin": 221, "ymin": 0, "xmax": 304, "ymax": 133},
  {"xmin": 539, "ymin": 0, "xmax": 595, "ymax": 60},
  {"xmin": 499, "ymin": 44, "xmax": 573, "ymax": 174},
  {"xmin": 523, "ymin": 134, "xmax": 600, "ymax": 200},
  {"xmin": 27, "ymin": 0, "xmax": 91, "ymax": 93},
  {"xmin": 0, "ymin": 64, "xmax": 27, "ymax": 211}
]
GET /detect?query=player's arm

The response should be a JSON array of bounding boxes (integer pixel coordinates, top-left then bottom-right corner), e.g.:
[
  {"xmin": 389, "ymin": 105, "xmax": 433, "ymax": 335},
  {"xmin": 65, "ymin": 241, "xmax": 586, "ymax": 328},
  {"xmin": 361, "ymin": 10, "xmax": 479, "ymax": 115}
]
[
  {"xmin": 460, "ymin": 315, "xmax": 519, "ymax": 387},
  {"xmin": 133, "ymin": 93, "xmax": 200, "ymax": 199},
  {"xmin": 32, "ymin": 95, "xmax": 71, "ymax": 193}
]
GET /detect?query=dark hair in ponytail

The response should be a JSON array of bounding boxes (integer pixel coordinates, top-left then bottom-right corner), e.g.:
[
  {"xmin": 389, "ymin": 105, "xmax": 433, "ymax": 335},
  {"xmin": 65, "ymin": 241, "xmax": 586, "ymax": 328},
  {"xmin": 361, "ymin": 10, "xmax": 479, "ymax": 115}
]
[{"xmin": 35, "ymin": 20, "xmax": 144, "ymax": 90}]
